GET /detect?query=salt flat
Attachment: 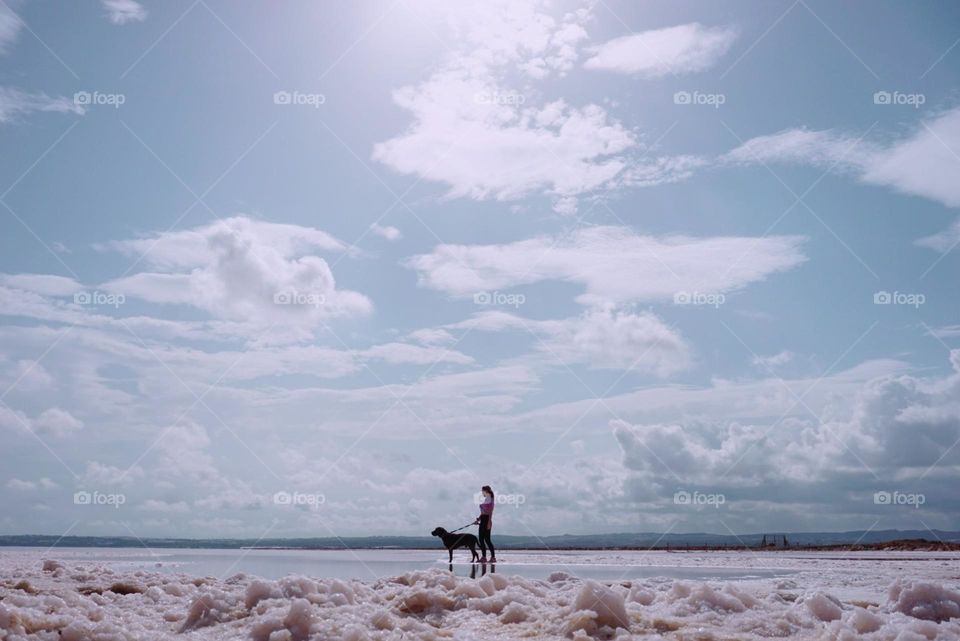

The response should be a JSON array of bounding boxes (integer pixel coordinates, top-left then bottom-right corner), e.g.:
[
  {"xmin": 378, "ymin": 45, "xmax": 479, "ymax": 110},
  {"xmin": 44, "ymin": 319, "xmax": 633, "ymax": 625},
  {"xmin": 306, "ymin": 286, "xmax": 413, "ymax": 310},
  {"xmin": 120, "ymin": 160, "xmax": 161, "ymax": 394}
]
[{"xmin": 1, "ymin": 548, "xmax": 959, "ymax": 639}]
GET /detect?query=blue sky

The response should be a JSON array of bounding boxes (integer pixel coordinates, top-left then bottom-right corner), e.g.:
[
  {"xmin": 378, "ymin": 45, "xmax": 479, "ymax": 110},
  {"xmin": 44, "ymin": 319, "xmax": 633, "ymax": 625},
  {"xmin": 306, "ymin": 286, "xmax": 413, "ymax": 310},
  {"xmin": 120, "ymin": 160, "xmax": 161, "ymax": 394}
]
[{"xmin": 1, "ymin": 0, "xmax": 959, "ymax": 539}]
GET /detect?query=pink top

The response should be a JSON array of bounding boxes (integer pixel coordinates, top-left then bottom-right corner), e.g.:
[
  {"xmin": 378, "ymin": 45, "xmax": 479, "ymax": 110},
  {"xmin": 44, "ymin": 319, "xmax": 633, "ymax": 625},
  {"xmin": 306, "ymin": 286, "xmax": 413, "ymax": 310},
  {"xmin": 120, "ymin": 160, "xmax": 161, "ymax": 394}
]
[{"xmin": 479, "ymin": 495, "xmax": 494, "ymax": 516}]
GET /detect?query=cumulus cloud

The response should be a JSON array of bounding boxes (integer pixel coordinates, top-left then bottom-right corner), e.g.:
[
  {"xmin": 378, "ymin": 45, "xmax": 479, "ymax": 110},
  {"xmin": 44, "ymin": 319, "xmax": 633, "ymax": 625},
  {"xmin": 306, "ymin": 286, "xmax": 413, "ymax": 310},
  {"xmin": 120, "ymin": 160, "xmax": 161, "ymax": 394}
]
[
  {"xmin": 0, "ymin": 87, "xmax": 85, "ymax": 124},
  {"xmin": 613, "ymin": 350, "xmax": 960, "ymax": 522},
  {"xmin": 34, "ymin": 408, "xmax": 83, "ymax": 436},
  {"xmin": 102, "ymin": 216, "xmax": 372, "ymax": 326},
  {"xmin": 370, "ymin": 223, "xmax": 401, "ymax": 241},
  {"xmin": 451, "ymin": 307, "xmax": 690, "ymax": 376},
  {"xmin": 407, "ymin": 225, "xmax": 806, "ymax": 305},
  {"xmin": 584, "ymin": 23, "xmax": 738, "ymax": 76},
  {"xmin": 372, "ymin": 1, "xmax": 698, "ymax": 214},
  {"xmin": 101, "ymin": 0, "xmax": 147, "ymax": 25},
  {"xmin": 373, "ymin": 80, "xmax": 636, "ymax": 215},
  {"xmin": 0, "ymin": 406, "xmax": 82, "ymax": 437}
]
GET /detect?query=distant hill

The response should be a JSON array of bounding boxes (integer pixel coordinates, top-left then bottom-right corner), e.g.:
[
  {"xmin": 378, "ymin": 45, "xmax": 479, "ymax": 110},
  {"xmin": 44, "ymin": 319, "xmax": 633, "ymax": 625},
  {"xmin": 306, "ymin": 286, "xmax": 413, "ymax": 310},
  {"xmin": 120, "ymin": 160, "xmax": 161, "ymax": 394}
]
[{"xmin": 2, "ymin": 529, "xmax": 958, "ymax": 550}]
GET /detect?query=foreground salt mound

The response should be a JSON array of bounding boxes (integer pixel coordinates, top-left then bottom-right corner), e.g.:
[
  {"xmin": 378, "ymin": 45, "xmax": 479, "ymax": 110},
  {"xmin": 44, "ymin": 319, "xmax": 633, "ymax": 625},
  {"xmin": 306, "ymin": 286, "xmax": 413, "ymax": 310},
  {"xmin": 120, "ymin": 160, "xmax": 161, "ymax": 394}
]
[
  {"xmin": 889, "ymin": 579, "xmax": 960, "ymax": 622},
  {"xmin": 1, "ymin": 559, "xmax": 959, "ymax": 640}
]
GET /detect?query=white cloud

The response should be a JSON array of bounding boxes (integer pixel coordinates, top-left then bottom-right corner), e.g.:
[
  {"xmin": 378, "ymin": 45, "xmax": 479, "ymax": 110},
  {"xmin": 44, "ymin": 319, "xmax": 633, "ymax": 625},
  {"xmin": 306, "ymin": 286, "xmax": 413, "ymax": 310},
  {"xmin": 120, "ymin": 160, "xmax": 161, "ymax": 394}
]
[
  {"xmin": 35, "ymin": 408, "xmax": 83, "ymax": 436},
  {"xmin": 7, "ymin": 477, "xmax": 57, "ymax": 491},
  {"xmin": 101, "ymin": 0, "xmax": 147, "ymax": 25},
  {"xmin": 103, "ymin": 216, "xmax": 372, "ymax": 326},
  {"xmin": 724, "ymin": 127, "xmax": 875, "ymax": 169},
  {"xmin": 0, "ymin": 274, "xmax": 83, "ymax": 297},
  {"xmin": 373, "ymin": 1, "xmax": 696, "ymax": 214},
  {"xmin": 407, "ymin": 225, "xmax": 806, "ymax": 305},
  {"xmin": 451, "ymin": 306, "xmax": 690, "ymax": 376},
  {"xmin": 360, "ymin": 342, "xmax": 474, "ymax": 366},
  {"xmin": 613, "ymin": 350, "xmax": 960, "ymax": 512},
  {"xmin": 584, "ymin": 23, "xmax": 737, "ymax": 76},
  {"xmin": 0, "ymin": 3, "xmax": 21, "ymax": 54},
  {"xmin": 0, "ymin": 406, "xmax": 81, "ymax": 437},
  {"xmin": 370, "ymin": 223, "xmax": 401, "ymax": 241},
  {"xmin": 723, "ymin": 114, "xmax": 960, "ymax": 204},
  {"xmin": 751, "ymin": 350, "xmax": 795, "ymax": 371},
  {"xmin": 0, "ymin": 87, "xmax": 84, "ymax": 124},
  {"xmin": 373, "ymin": 81, "xmax": 636, "ymax": 214},
  {"xmin": 139, "ymin": 499, "xmax": 190, "ymax": 513},
  {"xmin": 406, "ymin": 328, "xmax": 456, "ymax": 346},
  {"xmin": 725, "ymin": 107, "xmax": 960, "ymax": 246},
  {"xmin": 81, "ymin": 461, "xmax": 143, "ymax": 486},
  {"xmin": 928, "ymin": 325, "xmax": 960, "ymax": 339},
  {"xmin": 916, "ymin": 218, "xmax": 960, "ymax": 253}
]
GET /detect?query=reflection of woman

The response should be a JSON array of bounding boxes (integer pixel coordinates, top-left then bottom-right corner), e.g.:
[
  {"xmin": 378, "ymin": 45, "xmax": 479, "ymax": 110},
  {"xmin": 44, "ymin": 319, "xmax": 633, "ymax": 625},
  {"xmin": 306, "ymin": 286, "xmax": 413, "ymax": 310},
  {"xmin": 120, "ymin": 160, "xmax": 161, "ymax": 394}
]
[{"xmin": 474, "ymin": 485, "xmax": 496, "ymax": 562}]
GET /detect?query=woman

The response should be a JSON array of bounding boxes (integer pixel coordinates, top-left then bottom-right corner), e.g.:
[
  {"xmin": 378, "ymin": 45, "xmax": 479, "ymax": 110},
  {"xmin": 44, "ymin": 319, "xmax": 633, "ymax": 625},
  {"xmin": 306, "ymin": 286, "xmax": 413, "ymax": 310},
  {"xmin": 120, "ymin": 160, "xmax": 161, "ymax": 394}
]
[{"xmin": 474, "ymin": 485, "xmax": 496, "ymax": 562}]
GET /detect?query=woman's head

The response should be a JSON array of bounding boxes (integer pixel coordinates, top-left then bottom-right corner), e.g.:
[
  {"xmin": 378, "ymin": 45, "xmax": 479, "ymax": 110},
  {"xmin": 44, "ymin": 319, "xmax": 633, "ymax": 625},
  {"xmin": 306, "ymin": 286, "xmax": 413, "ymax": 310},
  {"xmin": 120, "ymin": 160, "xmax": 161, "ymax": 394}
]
[{"xmin": 481, "ymin": 485, "xmax": 494, "ymax": 498}]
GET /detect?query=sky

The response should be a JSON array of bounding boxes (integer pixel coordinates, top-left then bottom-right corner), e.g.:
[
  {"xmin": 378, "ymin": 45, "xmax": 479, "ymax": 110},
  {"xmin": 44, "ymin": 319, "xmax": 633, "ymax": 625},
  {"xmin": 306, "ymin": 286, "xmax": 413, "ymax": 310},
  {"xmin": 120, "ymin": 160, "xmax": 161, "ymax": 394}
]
[{"xmin": 1, "ymin": 0, "xmax": 959, "ymax": 541}]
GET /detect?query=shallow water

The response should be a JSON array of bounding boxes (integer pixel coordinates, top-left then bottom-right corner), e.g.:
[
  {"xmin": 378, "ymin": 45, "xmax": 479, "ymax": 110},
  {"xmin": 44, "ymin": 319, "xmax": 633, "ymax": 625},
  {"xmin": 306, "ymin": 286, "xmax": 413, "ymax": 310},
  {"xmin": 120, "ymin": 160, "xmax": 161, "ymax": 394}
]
[{"xmin": 8, "ymin": 546, "xmax": 796, "ymax": 581}]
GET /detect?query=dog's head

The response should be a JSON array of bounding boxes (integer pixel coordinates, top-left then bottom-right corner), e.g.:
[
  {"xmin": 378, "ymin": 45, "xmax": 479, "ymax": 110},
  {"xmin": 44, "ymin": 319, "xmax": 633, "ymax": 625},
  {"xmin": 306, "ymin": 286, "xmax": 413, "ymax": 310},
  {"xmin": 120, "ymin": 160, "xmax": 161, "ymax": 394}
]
[{"xmin": 431, "ymin": 527, "xmax": 447, "ymax": 537}]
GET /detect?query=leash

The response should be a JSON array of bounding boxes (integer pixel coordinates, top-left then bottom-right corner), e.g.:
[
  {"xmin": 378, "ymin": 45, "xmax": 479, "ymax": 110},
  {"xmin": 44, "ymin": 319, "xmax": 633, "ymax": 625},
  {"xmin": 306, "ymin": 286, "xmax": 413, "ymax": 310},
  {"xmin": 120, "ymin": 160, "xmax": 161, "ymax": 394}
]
[{"xmin": 448, "ymin": 521, "xmax": 476, "ymax": 533}]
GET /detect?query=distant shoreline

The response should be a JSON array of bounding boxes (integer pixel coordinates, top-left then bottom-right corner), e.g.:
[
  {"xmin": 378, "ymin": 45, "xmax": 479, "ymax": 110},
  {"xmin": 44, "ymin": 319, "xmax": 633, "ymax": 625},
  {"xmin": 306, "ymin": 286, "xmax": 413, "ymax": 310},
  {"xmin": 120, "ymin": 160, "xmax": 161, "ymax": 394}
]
[{"xmin": 2, "ymin": 534, "xmax": 958, "ymax": 552}]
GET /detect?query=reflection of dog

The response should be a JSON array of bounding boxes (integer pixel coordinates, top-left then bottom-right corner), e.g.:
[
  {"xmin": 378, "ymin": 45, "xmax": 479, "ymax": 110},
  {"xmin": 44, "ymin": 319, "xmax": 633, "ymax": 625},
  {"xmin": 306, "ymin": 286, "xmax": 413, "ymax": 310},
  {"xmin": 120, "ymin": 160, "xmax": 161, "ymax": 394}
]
[{"xmin": 431, "ymin": 527, "xmax": 480, "ymax": 563}]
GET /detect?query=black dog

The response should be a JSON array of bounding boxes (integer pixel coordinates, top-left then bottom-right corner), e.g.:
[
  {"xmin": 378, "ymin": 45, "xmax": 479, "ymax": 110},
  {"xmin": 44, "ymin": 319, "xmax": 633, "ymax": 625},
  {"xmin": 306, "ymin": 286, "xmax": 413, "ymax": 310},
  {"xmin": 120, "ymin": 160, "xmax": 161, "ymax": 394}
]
[{"xmin": 431, "ymin": 527, "xmax": 480, "ymax": 563}]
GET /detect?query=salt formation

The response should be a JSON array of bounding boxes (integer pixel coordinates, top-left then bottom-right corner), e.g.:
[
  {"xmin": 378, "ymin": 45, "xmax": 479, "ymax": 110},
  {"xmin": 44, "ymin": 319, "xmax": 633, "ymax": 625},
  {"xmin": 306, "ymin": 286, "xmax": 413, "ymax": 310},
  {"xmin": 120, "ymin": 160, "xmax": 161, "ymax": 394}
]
[{"xmin": 0, "ymin": 552, "xmax": 959, "ymax": 640}]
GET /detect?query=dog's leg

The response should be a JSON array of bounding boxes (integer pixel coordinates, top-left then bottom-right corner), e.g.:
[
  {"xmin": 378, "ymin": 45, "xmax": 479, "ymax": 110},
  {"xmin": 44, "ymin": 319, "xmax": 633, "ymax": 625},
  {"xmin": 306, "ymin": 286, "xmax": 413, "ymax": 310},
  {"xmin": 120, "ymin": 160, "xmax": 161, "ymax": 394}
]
[{"xmin": 449, "ymin": 548, "xmax": 453, "ymax": 563}]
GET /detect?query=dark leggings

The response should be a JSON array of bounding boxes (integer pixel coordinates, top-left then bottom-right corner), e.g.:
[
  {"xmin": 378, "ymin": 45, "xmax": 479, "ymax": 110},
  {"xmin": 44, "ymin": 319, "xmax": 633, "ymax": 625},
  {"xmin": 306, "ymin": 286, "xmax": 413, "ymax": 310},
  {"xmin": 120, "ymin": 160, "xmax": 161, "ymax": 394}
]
[{"xmin": 478, "ymin": 515, "xmax": 495, "ymax": 557}]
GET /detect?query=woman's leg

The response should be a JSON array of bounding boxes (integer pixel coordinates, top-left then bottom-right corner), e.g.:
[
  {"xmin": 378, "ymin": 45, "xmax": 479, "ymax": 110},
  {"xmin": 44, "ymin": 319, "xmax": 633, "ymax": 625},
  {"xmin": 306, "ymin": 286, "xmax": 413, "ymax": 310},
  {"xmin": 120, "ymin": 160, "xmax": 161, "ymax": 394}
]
[
  {"xmin": 478, "ymin": 516, "xmax": 488, "ymax": 557},
  {"xmin": 479, "ymin": 517, "xmax": 495, "ymax": 559},
  {"xmin": 484, "ymin": 528, "xmax": 495, "ymax": 559}
]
